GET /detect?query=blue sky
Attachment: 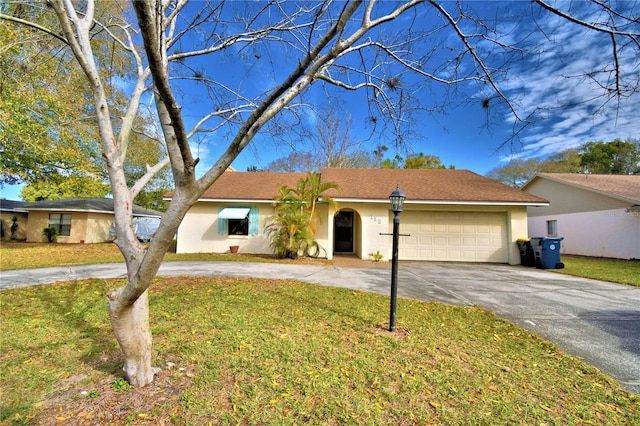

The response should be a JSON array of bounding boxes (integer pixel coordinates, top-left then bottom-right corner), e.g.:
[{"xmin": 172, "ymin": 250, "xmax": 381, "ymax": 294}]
[
  {"xmin": 187, "ymin": 0, "xmax": 639, "ymax": 176},
  {"xmin": 2, "ymin": 0, "xmax": 638, "ymax": 200}
]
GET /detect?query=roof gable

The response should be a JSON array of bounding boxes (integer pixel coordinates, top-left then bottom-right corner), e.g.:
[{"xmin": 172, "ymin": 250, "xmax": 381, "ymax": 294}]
[{"xmin": 523, "ymin": 173, "xmax": 640, "ymax": 204}]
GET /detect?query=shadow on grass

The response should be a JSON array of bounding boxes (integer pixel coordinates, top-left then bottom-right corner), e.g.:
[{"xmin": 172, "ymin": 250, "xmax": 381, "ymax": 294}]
[{"xmin": 30, "ymin": 279, "xmax": 125, "ymax": 374}]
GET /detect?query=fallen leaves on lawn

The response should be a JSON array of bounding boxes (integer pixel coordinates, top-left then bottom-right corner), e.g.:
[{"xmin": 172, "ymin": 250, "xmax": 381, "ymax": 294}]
[{"xmin": 32, "ymin": 364, "xmax": 194, "ymax": 425}]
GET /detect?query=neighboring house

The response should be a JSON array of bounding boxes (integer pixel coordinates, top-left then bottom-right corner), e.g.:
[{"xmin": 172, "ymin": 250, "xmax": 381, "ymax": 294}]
[
  {"xmin": 20, "ymin": 198, "xmax": 162, "ymax": 244},
  {"xmin": 172, "ymin": 169, "xmax": 548, "ymax": 264},
  {"xmin": 522, "ymin": 173, "xmax": 640, "ymax": 260},
  {"xmin": 0, "ymin": 199, "xmax": 29, "ymax": 241}
]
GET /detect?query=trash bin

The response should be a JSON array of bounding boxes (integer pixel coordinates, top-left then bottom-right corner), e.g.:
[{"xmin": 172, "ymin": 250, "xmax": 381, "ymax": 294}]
[
  {"xmin": 530, "ymin": 237, "xmax": 565, "ymax": 269},
  {"xmin": 517, "ymin": 238, "xmax": 535, "ymax": 267}
]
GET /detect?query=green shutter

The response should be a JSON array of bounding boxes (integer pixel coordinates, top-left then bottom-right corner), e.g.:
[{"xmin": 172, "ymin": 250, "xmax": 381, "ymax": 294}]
[
  {"xmin": 217, "ymin": 207, "xmax": 227, "ymax": 235},
  {"xmin": 249, "ymin": 207, "xmax": 259, "ymax": 235}
]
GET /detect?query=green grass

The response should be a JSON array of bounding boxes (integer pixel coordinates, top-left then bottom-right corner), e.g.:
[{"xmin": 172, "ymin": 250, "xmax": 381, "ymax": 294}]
[
  {"xmin": 1, "ymin": 276, "xmax": 637, "ymax": 424},
  {"xmin": 0, "ymin": 242, "xmax": 323, "ymax": 271},
  {"xmin": 555, "ymin": 255, "xmax": 640, "ymax": 287},
  {"xmin": 1, "ymin": 242, "xmax": 638, "ymax": 288}
]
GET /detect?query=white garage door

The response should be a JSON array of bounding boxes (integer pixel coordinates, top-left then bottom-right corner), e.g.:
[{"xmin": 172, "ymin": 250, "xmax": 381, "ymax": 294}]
[{"xmin": 398, "ymin": 211, "xmax": 508, "ymax": 262}]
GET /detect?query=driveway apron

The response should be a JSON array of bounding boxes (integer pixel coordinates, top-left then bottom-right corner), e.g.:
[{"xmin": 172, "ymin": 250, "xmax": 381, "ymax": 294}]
[{"xmin": 1, "ymin": 260, "xmax": 638, "ymax": 395}]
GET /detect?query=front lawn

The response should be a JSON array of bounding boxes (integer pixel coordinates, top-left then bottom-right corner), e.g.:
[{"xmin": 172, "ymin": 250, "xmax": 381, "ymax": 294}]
[
  {"xmin": 556, "ymin": 255, "xmax": 640, "ymax": 287},
  {"xmin": 1, "ymin": 242, "xmax": 638, "ymax": 287},
  {"xmin": 1, "ymin": 276, "xmax": 637, "ymax": 424},
  {"xmin": 0, "ymin": 242, "xmax": 321, "ymax": 271}
]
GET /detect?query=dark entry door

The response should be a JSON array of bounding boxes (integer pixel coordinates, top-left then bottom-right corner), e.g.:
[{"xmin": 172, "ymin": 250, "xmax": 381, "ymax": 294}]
[{"xmin": 334, "ymin": 211, "xmax": 354, "ymax": 253}]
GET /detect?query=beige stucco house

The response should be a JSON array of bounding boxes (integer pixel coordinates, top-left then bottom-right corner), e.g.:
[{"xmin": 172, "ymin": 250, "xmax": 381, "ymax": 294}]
[
  {"xmin": 172, "ymin": 169, "xmax": 548, "ymax": 264},
  {"xmin": 0, "ymin": 199, "xmax": 29, "ymax": 241},
  {"xmin": 523, "ymin": 173, "xmax": 640, "ymax": 260},
  {"xmin": 21, "ymin": 198, "xmax": 162, "ymax": 244}
]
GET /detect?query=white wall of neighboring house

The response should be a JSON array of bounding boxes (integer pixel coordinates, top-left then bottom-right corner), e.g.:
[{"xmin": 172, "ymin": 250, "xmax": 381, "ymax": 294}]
[{"xmin": 528, "ymin": 208, "xmax": 640, "ymax": 259}]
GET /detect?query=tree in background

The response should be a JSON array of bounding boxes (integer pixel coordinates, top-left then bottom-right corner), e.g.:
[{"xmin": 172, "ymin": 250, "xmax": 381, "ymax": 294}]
[
  {"xmin": 486, "ymin": 158, "xmax": 541, "ymax": 188},
  {"xmin": 539, "ymin": 149, "xmax": 582, "ymax": 174},
  {"xmin": 0, "ymin": 7, "xmax": 104, "ymax": 186},
  {"xmin": 267, "ymin": 109, "xmax": 375, "ymax": 171},
  {"xmin": 487, "ymin": 139, "xmax": 639, "ymax": 187},
  {"xmin": 382, "ymin": 152, "xmax": 454, "ymax": 169},
  {"xmin": 2, "ymin": 0, "xmax": 636, "ymax": 386},
  {"xmin": 20, "ymin": 174, "xmax": 110, "ymax": 201},
  {"xmin": 0, "ymin": 3, "xmax": 171, "ymax": 209},
  {"xmin": 580, "ymin": 139, "xmax": 640, "ymax": 175}
]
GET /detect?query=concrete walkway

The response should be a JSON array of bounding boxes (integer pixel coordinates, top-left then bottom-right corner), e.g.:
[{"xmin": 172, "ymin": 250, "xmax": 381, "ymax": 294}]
[{"xmin": 1, "ymin": 260, "xmax": 639, "ymax": 395}]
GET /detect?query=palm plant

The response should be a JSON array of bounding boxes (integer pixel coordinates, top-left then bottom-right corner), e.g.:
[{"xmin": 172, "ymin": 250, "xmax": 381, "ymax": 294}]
[
  {"xmin": 291, "ymin": 172, "xmax": 340, "ymax": 222},
  {"xmin": 42, "ymin": 226, "xmax": 58, "ymax": 243},
  {"xmin": 265, "ymin": 205, "xmax": 313, "ymax": 259},
  {"xmin": 267, "ymin": 173, "xmax": 340, "ymax": 258}
]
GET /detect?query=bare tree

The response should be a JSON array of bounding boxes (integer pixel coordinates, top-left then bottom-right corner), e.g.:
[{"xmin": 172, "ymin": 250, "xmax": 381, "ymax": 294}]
[
  {"xmin": 2, "ymin": 0, "xmax": 637, "ymax": 386},
  {"xmin": 267, "ymin": 108, "xmax": 374, "ymax": 171}
]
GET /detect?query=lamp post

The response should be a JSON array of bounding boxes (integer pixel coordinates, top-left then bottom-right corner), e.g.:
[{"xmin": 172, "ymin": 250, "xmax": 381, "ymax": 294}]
[{"xmin": 388, "ymin": 185, "xmax": 405, "ymax": 332}]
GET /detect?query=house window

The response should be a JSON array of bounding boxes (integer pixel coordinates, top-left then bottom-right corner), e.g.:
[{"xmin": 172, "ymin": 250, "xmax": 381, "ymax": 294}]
[
  {"xmin": 49, "ymin": 213, "xmax": 72, "ymax": 236},
  {"xmin": 228, "ymin": 218, "xmax": 249, "ymax": 236},
  {"xmin": 547, "ymin": 220, "xmax": 558, "ymax": 237},
  {"xmin": 217, "ymin": 207, "xmax": 258, "ymax": 236}
]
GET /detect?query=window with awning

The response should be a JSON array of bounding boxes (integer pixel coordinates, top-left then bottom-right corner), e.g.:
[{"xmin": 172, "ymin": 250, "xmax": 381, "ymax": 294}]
[
  {"xmin": 217, "ymin": 207, "xmax": 250, "ymax": 220},
  {"xmin": 217, "ymin": 207, "xmax": 259, "ymax": 236}
]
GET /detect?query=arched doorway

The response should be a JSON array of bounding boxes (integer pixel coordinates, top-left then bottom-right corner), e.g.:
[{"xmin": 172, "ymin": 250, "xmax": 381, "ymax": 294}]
[
  {"xmin": 334, "ymin": 209, "xmax": 362, "ymax": 256},
  {"xmin": 334, "ymin": 211, "xmax": 354, "ymax": 253}
]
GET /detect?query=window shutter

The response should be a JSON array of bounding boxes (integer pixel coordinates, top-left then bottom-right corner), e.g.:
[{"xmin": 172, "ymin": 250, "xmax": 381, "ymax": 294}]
[
  {"xmin": 249, "ymin": 207, "xmax": 259, "ymax": 235},
  {"xmin": 217, "ymin": 207, "xmax": 228, "ymax": 235}
]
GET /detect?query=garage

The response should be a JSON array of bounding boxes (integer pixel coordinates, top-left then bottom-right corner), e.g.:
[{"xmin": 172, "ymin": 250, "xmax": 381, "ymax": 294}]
[{"xmin": 398, "ymin": 211, "xmax": 508, "ymax": 262}]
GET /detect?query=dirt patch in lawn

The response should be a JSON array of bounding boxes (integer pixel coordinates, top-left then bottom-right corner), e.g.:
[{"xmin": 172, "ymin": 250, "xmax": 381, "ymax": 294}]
[{"xmin": 33, "ymin": 365, "xmax": 194, "ymax": 425}]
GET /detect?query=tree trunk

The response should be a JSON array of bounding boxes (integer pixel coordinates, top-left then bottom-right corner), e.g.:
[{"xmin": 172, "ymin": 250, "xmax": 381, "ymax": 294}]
[{"xmin": 107, "ymin": 287, "xmax": 158, "ymax": 387}]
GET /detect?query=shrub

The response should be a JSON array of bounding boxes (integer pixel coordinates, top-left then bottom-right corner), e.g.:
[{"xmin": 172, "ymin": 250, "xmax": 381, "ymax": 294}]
[
  {"xmin": 42, "ymin": 226, "xmax": 58, "ymax": 243},
  {"xmin": 369, "ymin": 250, "xmax": 384, "ymax": 262},
  {"xmin": 10, "ymin": 215, "xmax": 19, "ymax": 240}
]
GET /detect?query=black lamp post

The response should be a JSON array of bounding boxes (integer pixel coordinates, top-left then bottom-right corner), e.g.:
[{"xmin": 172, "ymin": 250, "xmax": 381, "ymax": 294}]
[{"xmin": 388, "ymin": 185, "xmax": 405, "ymax": 332}]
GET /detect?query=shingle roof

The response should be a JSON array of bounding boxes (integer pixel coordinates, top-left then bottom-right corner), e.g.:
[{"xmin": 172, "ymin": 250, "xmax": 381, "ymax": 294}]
[
  {"xmin": 23, "ymin": 198, "xmax": 162, "ymax": 217},
  {"xmin": 194, "ymin": 169, "xmax": 547, "ymax": 205},
  {"xmin": 526, "ymin": 173, "xmax": 640, "ymax": 204},
  {"xmin": 198, "ymin": 171, "xmax": 309, "ymax": 200},
  {"xmin": 0, "ymin": 199, "xmax": 29, "ymax": 212},
  {"xmin": 320, "ymin": 168, "xmax": 548, "ymax": 204}
]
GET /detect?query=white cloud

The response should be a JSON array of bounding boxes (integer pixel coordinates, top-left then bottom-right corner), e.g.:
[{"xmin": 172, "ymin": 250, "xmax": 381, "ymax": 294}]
[{"xmin": 496, "ymin": 3, "xmax": 640, "ymax": 162}]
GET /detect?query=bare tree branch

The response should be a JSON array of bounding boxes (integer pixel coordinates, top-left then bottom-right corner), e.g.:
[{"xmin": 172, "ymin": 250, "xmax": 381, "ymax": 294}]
[
  {"xmin": 535, "ymin": 0, "xmax": 640, "ymax": 39},
  {"xmin": 429, "ymin": 0, "xmax": 525, "ymax": 122}
]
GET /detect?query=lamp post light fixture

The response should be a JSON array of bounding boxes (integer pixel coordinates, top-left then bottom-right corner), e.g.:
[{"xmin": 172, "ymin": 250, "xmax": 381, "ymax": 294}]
[{"xmin": 388, "ymin": 185, "xmax": 405, "ymax": 332}]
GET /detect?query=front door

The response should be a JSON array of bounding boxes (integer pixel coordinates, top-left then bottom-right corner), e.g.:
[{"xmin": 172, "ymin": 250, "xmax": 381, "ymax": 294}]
[{"xmin": 334, "ymin": 211, "xmax": 354, "ymax": 253}]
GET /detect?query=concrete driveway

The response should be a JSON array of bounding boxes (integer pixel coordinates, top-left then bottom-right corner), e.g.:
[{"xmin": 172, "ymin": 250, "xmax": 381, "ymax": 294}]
[{"xmin": 1, "ymin": 260, "xmax": 639, "ymax": 394}]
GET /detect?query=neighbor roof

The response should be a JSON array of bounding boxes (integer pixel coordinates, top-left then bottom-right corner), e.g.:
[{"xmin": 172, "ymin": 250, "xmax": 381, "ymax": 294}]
[
  {"xmin": 0, "ymin": 199, "xmax": 29, "ymax": 213},
  {"xmin": 23, "ymin": 198, "xmax": 162, "ymax": 218},
  {"xmin": 321, "ymin": 168, "xmax": 548, "ymax": 205},
  {"xmin": 191, "ymin": 169, "xmax": 547, "ymax": 205},
  {"xmin": 523, "ymin": 173, "xmax": 640, "ymax": 204}
]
